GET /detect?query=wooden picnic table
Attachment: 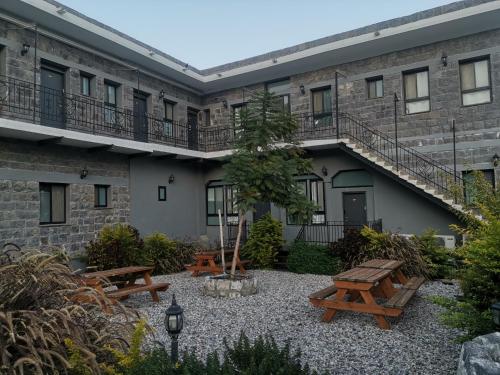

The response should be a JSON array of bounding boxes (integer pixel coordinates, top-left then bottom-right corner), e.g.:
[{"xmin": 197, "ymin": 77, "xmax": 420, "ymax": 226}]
[
  {"xmin": 309, "ymin": 259, "xmax": 425, "ymax": 329},
  {"xmin": 185, "ymin": 250, "xmax": 250, "ymax": 276},
  {"xmin": 82, "ymin": 265, "xmax": 169, "ymax": 303}
]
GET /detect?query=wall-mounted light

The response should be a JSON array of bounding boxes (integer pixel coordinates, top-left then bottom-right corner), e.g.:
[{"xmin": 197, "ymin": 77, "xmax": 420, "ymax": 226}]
[
  {"xmin": 299, "ymin": 84, "xmax": 305, "ymax": 95},
  {"xmin": 321, "ymin": 166, "xmax": 328, "ymax": 176},
  {"xmin": 159, "ymin": 89, "xmax": 165, "ymax": 100},
  {"xmin": 441, "ymin": 52, "xmax": 448, "ymax": 67},
  {"xmin": 168, "ymin": 174, "xmax": 175, "ymax": 184},
  {"xmin": 21, "ymin": 43, "xmax": 30, "ymax": 56},
  {"xmin": 492, "ymin": 153, "xmax": 499, "ymax": 167},
  {"xmin": 222, "ymin": 99, "xmax": 228, "ymax": 109},
  {"xmin": 80, "ymin": 167, "xmax": 89, "ymax": 179}
]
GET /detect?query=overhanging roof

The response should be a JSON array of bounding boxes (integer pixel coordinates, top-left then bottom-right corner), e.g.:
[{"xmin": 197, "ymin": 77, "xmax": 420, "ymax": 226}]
[{"xmin": 1, "ymin": 0, "xmax": 500, "ymax": 94}]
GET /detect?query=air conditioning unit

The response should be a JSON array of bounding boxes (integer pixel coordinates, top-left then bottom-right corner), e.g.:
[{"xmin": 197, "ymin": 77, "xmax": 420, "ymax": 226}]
[{"xmin": 397, "ymin": 234, "xmax": 456, "ymax": 249}]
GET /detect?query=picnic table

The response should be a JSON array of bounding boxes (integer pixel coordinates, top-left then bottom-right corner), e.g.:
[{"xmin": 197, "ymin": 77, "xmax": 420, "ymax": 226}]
[
  {"xmin": 309, "ymin": 259, "xmax": 425, "ymax": 329},
  {"xmin": 185, "ymin": 250, "xmax": 250, "ymax": 276},
  {"xmin": 82, "ymin": 266, "xmax": 169, "ymax": 303}
]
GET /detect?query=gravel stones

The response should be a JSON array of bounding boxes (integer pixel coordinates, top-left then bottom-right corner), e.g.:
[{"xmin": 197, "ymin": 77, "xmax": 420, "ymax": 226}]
[{"xmin": 126, "ymin": 270, "xmax": 462, "ymax": 375}]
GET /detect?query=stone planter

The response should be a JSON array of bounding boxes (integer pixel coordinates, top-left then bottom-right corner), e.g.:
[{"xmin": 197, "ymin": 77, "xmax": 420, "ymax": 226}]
[{"xmin": 202, "ymin": 275, "xmax": 259, "ymax": 298}]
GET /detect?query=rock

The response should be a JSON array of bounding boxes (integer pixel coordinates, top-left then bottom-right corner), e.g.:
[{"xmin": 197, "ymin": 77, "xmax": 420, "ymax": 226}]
[
  {"xmin": 202, "ymin": 275, "xmax": 259, "ymax": 297},
  {"xmin": 457, "ymin": 332, "xmax": 500, "ymax": 375}
]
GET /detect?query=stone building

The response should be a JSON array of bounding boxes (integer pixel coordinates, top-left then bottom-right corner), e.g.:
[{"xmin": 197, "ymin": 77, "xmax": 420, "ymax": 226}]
[{"xmin": 1, "ymin": 0, "xmax": 500, "ymax": 253}]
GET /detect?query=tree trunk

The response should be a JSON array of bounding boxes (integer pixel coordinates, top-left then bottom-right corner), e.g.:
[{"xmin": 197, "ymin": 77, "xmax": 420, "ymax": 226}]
[
  {"xmin": 230, "ymin": 210, "xmax": 245, "ymax": 278},
  {"xmin": 218, "ymin": 209, "xmax": 226, "ymax": 274}
]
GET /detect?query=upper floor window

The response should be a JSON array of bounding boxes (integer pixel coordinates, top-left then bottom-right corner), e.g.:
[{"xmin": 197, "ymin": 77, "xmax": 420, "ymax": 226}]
[
  {"xmin": 40, "ymin": 183, "xmax": 67, "ymax": 224},
  {"xmin": 104, "ymin": 82, "xmax": 118, "ymax": 123},
  {"xmin": 311, "ymin": 87, "xmax": 332, "ymax": 127},
  {"xmin": 287, "ymin": 175, "xmax": 325, "ymax": 225},
  {"xmin": 267, "ymin": 79, "xmax": 291, "ymax": 112},
  {"xmin": 80, "ymin": 73, "xmax": 92, "ymax": 96},
  {"xmin": 232, "ymin": 103, "xmax": 247, "ymax": 128},
  {"xmin": 163, "ymin": 100, "xmax": 175, "ymax": 137},
  {"xmin": 403, "ymin": 69, "xmax": 430, "ymax": 114},
  {"xmin": 460, "ymin": 57, "xmax": 491, "ymax": 106},
  {"xmin": 367, "ymin": 76, "xmax": 383, "ymax": 99}
]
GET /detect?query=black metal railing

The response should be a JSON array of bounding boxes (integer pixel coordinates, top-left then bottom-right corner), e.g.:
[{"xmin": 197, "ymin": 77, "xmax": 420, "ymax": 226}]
[
  {"xmin": 226, "ymin": 222, "xmax": 248, "ymax": 248},
  {"xmin": 0, "ymin": 74, "xmax": 463, "ymax": 201},
  {"xmin": 296, "ymin": 219, "xmax": 383, "ymax": 244}
]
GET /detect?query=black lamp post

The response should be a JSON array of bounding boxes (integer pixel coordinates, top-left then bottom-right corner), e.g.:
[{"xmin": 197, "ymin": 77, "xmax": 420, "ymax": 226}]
[
  {"xmin": 492, "ymin": 302, "xmax": 500, "ymax": 328},
  {"xmin": 164, "ymin": 294, "xmax": 184, "ymax": 362}
]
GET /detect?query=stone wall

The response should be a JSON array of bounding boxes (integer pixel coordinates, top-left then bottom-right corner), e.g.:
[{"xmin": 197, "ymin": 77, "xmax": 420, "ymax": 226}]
[{"xmin": 0, "ymin": 138, "xmax": 130, "ymax": 254}]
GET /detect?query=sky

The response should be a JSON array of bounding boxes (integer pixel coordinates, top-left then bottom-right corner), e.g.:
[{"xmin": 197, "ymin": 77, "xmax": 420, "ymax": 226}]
[{"xmin": 59, "ymin": 0, "xmax": 456, "ymax": 70}]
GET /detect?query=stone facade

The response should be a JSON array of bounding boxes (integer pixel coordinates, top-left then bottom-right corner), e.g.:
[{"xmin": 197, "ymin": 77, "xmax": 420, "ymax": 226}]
[{"xmin": 0, "ymin": 138, "xmax": 130, "ymax": 253}]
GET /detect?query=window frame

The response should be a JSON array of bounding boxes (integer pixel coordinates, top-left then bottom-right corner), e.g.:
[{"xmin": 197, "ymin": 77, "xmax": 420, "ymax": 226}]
[
  {"xmin": 403, "ymin": 68, "xmax": 430, "ymax": 115},
  {"xmin": 311, "ymin": 86, "xmax": 332, "ymax": 127},
  {"xmin": 158, "ymin": 186, "xmax": 167, "ymax": 201},
  {"xmin": 80, "ymin": 73, "xmax": 92, "ymax": 97},
  {"xmin": 232, "ymin": 103, "xmax": 247, "ymax": 129},
  {"xmin": 94, "ymin": 185, "xmax": 109, "ymax": 208},
  {"xmin": 366, "ymin": 76, "xmax": 384, "ymax": 99},
  {"xmin": 206, "ymin": 180, "xmax": 239, "ymax": 226},
  {"xmin": 163, "ymin": 100, "xmax": 175, "ymax": 137},
  {"xmin": 287, "ymin": 175, "xmax": 326, "ymax": 226},
  {"xmin": 104, "ymin": 81, "xmax": 119, "ymax": 124},
  {"xmin": 39, "ymin": 183, "xmax": 67, "ymax": 225},
  {"xmin": 459, "ymin": 56, "xmax": 492, "ymax": 107}
]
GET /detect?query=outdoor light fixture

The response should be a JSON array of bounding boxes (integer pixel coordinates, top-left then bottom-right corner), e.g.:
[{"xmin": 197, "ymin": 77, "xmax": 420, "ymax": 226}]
[
  {"xmin": 299, "ymin": 84, "xmax": 306, "ymax": 95},
  {"xmin": 168, "ymin": 174, "xmax": 175, "ymax": 184},
  {"xmin": 394, "ymin": 93, "xmax": 399, "ymax": 102},
  {"xmin": 21, "ymin": 43, "xmax": 30, "ymax": 56},
  {"xmin": 80, "ymin": 167, "xmax": 88, "ymax": 179},
  {"xmin": 441, "ymin": 52, "xmax": 448, "ymax": 67},
  {"xmin": 491, "ymin": 302, "xmax": 500, "ymax": 327},
  {"xmin": 164, "ymin": 294, "xmax": 184, "ymax": 362},
  {"xmin": 492, "ymin": 153, "xmax": 499, "ymax": 167},
  {"xmin": 159, "ymin": 89, "xmax": 165, "ymax": 100},
  {"xmin": 222, "ymin": 99, "xmax": 228, "ymax": 109},
  {"xmin": 321, "ymin": 166, "xmax": 328, "ymax": 176}
]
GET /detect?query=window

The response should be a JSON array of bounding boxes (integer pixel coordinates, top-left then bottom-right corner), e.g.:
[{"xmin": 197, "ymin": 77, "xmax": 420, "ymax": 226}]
[
  {"xmin": 311, "ymin": 87, "xmax": 332, "ymax": 127},
  {"xmin": 232, "ymin": 103, "xmax": 247, "ymax": 128},
  {"xmin": 94, "ymin": 185, "xmax": 108, "ymax": 208},
  {"xmin": 287, "ymin": 175, "xmax": 325, "ymax": 225},
  {"xmin": 460, "ymin": 57, "xmax": 491, "ymax": 106},
  {"xmin": 204, "ymin": 109, "xmax": 211, "ymax": 127},
  {"xmin": 39, "ymin": 183, "xmax": 66, "ymax": 224},
  {"xmin": 104, "ymin": 82, "xmax": 118, "ymax": 123},
  {"xmin": 332, "ymin": 170, "xmax": 373, "ymax": 188},
  {"xmin": 80, "ymin": 74, "xmax": 91, "ymax": 96},
  {"xmin": 403, "ymin": 69, "xmax": 430, "ymax": 114},
  {"xmin": 267, "ymin": 79, "xmax": 291, "ymax": 112},
  {"xmin": 158, "ymin": 186, "xmax": 167, "ymax": 201},
  {"xmin": 163, "ymin": 101, "xmax": 175, "ymax": 137},
  {"xmin": 367, "ymin": 76, "xmax": 383, "ymax": 99},
  {"xmin": 206, "ymin": 181, "xmax": 238, "ymax": 225},
  {"xmin": 462, "ymin": 169, "xmax": 495, "ymax": 205}
]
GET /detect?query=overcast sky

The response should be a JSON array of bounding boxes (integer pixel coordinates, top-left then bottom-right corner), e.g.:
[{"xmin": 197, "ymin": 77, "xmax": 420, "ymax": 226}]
[{"xmin": 59, "ymin": 0, "xmax": 456, "ymax": 70}]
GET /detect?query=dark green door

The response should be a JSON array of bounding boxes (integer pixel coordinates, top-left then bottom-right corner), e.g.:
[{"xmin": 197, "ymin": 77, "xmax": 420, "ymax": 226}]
[
  {"xmin": 343, "ymin": 192, "xmax": 367, "ymax": 227},
  {"xmin": 40, "ymin": 65, "xmax": 65, "ymax": 128}
]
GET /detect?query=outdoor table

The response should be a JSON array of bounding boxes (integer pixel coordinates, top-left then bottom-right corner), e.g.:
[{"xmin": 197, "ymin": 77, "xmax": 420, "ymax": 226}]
[
  {"xmin": 308, "ymin": 259, "xmax": 424, "ymax": 329},
  {"xmin": 185, "ymin": 250, "xmax": 250, "ymax": 276}
]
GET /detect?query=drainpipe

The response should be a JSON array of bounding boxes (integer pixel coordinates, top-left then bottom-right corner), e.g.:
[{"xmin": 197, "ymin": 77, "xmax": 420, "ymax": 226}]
[
  {"xmin": 393, "ymin": 93, "xmax": 399, "ymax": 171},
  {"xmin": 32, "ymin": 24, "xmax": 38, "ymax": 123},
  {"xmin": 335, "ymin": 71, "xmax": 339, "ymax": 139}
]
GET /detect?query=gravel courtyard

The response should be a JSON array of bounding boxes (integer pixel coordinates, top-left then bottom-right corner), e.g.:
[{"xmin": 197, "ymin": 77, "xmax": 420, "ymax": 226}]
[{"xmin": 127, "ymin": 270, "xmax": 462, "ymax": 375}]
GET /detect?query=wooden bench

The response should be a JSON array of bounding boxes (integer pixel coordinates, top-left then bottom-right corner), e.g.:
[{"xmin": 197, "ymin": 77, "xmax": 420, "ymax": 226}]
[
  {"xmin": 309, "ymin": 285, "xmax": 338, "ymax": 300},
  {"xmin": 384, "ymin": 277, "xmax": 425, "ymax": 309},
  {"xmin": 107, "ymin": 282, "xmax": 170, "ymax": 300}
]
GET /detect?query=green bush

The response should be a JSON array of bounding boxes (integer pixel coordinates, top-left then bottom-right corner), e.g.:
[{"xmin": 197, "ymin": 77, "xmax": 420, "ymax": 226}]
[
  {"xmin": 287, "ymin": 241, "xmax": 343, "ymax": 275},
  {"xmin": 86, "ymin": 224, "xmax": 147, "ymax": 271},
  {"xmin": 412, "ymin": 229, "xmax": 455, "ymax": 279},
  {"xmin": 242, "ymin": 213, "xmax": 283, "ymax": 268},
  {"xmin": 144, "ymin": 233, "xmax": 197, "ymax": 275},
  {"xmin": 122, "ymin": 332, "xmax": 321, "ymax": 375}
]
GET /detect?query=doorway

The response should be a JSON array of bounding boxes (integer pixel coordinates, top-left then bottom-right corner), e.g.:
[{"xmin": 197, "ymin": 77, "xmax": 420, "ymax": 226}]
[
  {"xmin": 40, "ymin": 64, "xmax": 65, "ymax": 128},
  {"xmin": 187, "ymin": 108, "xmax": 198, "ymax": 149},
  {"xmin": 133, "ymin": 91, "xmax": 148, "ymax": 142},
  {"xmin": 253, "ymin": 202, "xmax": 271, "ymax": 222},
  {"xmin": 342, "ymin": 192, "xmax": 367, "ymax": 227}
]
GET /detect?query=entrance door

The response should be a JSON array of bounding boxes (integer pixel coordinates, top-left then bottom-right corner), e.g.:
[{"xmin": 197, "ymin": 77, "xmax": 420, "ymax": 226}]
[
  {"xmin": 187, "ymin": 108, "xmax": 198, "ymax": 149},
  {"xmin": 253, "ymin": 202, "xmax": 271, "ymax": 222},
  {"xmin": 343, "ymin": 192, "xmax": 367, "ymax": 227},
  {"xmin": 133, "ymin": 92, "xmax": 148, "ymax": 142},
  {"xmin": 40, "ymin": 65, "xmax": 65, "ymax": 128}
]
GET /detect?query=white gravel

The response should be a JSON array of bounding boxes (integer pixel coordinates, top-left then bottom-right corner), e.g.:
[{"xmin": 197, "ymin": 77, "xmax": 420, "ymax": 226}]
[{"xmin": 125, "ymin": 270, "xmax": 462, "ymax": 375}]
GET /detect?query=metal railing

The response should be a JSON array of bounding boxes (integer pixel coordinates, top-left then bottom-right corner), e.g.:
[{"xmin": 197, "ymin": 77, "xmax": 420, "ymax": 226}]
[
  {"xmin": 296, "ymin": 219, "xmax": 383, "ymax": 244},
  {"xmin": 0, "ymin": 74, "xmax": 462, "ymax": 201}
]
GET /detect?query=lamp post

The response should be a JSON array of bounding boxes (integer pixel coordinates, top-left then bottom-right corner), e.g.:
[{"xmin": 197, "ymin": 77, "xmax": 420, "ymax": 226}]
[
  {"xmin": 492, "ymin": 302, "xmax": 500, "ymax": 328},
  {"xmin": 164, "ymin": 294, "xmax": 184, "ymax": 362}
]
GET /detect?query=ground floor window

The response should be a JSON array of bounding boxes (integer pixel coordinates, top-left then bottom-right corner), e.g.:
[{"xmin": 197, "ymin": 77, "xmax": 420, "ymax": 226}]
[
  {"xmin": 94, "ymin": 185, "xmax": 109, "ymax": 207},
  {"xmin": 39, "ymin": 183, "xmax": 67, "ymax": 224},
  {"xmin": 287, "ymin": 175, "xmax": 325, "ymax": 225},
  {"xmin": 462, "ymin": 169, "xmax": 495, "ymax": 205},
  {"xmin": 207, "ymin": 181, "xmax": 238, "ymax": 225}
]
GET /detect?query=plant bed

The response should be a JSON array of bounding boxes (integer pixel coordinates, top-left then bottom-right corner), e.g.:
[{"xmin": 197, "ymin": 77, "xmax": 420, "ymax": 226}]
[{"xmin": 202, "ymin": 273, "xmax": 258, "ymax": 297}]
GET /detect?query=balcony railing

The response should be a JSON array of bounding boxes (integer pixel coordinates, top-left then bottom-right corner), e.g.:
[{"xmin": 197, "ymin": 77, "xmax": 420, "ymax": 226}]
[
  {"xmin": 296, "ymin": 219, "xmax": 383, "ymax": 245},
  {"xmin": 0, "ymin": 74, "xmax": 463, "ymax": 201}
]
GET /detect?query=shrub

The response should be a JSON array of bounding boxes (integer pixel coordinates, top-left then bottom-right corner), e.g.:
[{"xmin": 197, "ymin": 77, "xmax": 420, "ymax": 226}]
[
  {"xmin": 0, "ymin": 250, "xmax": 135, "ymax": 374},
  {"xmin": 412, "ymin": 229, "xmax": 454, "ymax": 279},
  {"xmin": 242, "ymin": 213, "xmax": 283, "ymax": 268},
  {"xmin": 86, "ymin": 224, "xmax": 147, "ymax": 271},
  {"xmin": 328, "ymin": 228, "xmax": 369, "ymax": 269},
  {"xmin": 120, "ymin": 332, "xmax": 321, "ymax": 375},
  {"xmin": 144, "ymin": 233, "xmax": 197, "ymax": 275},
  {"xmin": 287, "ymin": 241, "xmax": 343, "ymax": 275}
]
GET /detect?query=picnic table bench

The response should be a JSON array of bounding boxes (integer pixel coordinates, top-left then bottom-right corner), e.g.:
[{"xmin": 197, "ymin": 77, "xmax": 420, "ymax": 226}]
[
  {"xmin": 82, "ymin": 266, "xmax": 169, "ymax": 303},
  {"xmin": 309, "ymin": 259, "xmax": 425, "ymax": 329},
  {"xmin": 185, "ymin": 250, "xmax": 250, "ymax": 276}
]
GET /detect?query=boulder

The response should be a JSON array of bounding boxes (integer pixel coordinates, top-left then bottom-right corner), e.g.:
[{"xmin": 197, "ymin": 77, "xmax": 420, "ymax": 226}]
[{"xmin": 457, "ymin": 332, "xmax": 500, "ymax": 375}]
